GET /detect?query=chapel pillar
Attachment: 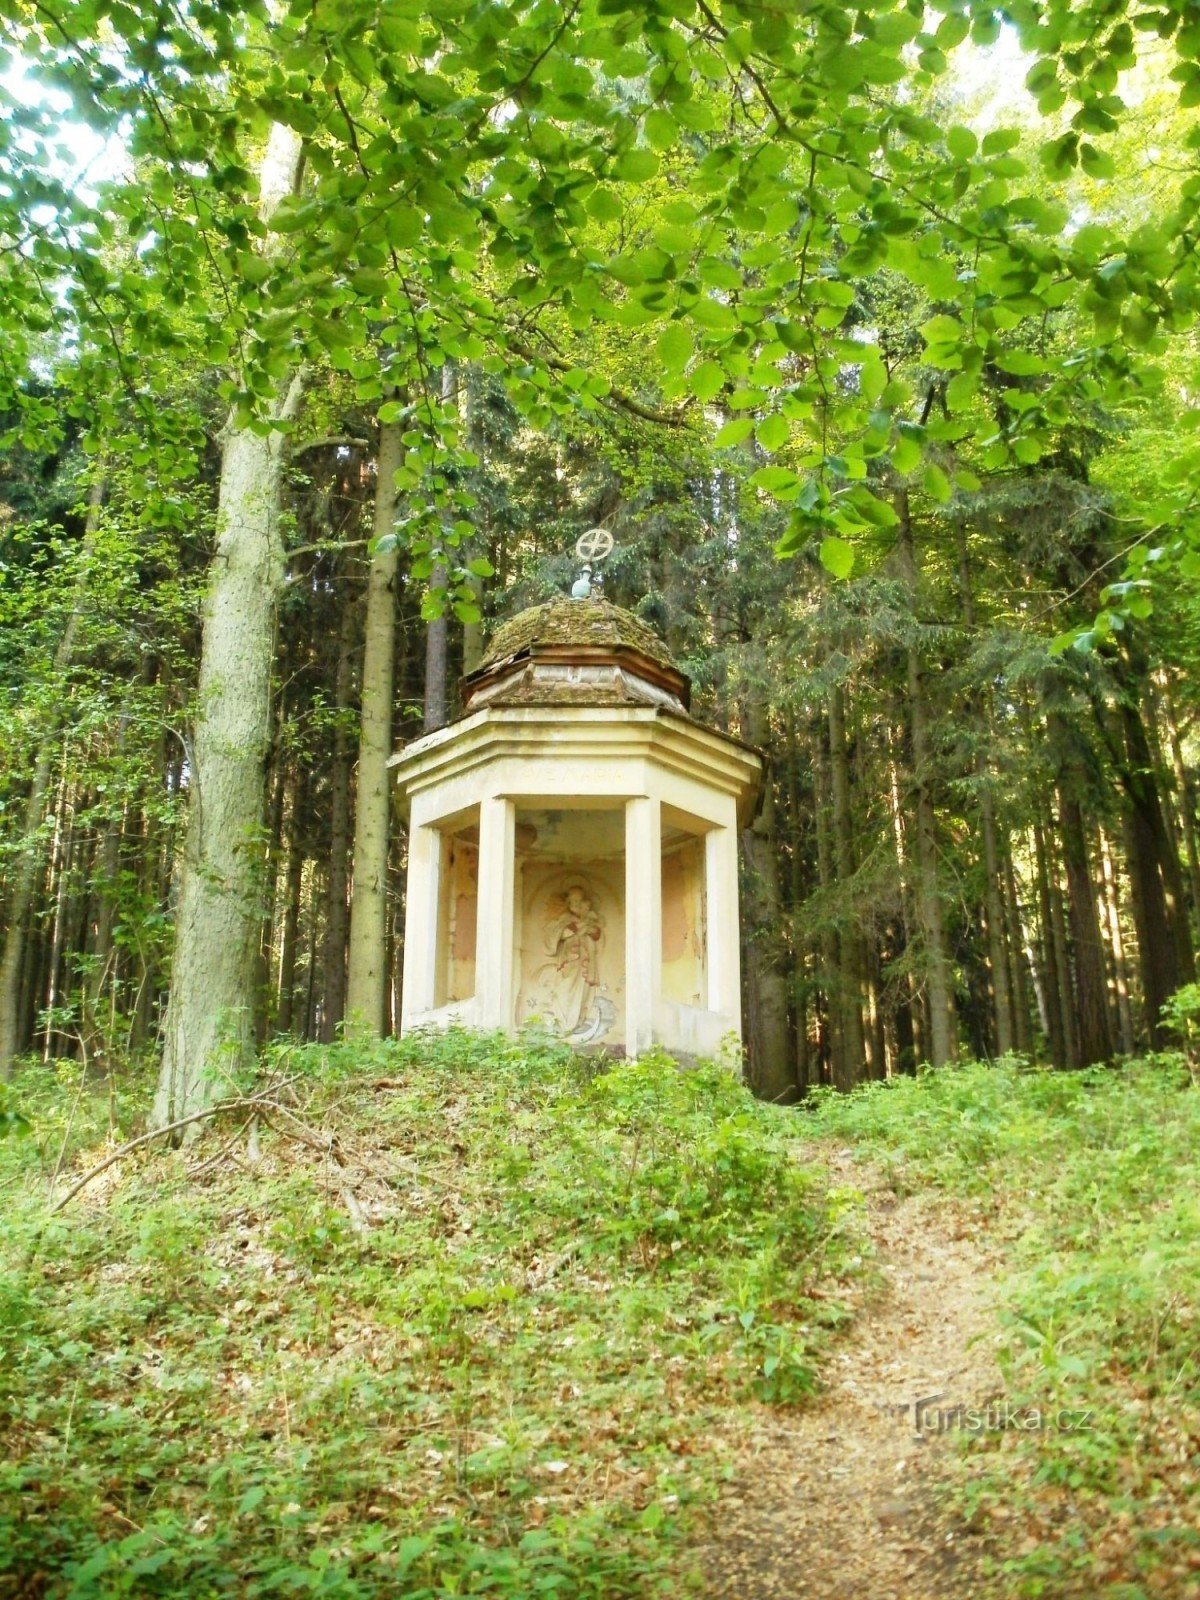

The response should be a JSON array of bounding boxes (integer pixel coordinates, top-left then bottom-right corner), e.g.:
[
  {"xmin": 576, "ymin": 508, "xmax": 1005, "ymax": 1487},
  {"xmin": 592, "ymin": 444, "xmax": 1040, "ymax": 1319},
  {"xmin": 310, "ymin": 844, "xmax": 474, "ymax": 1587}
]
[
  {"xmin": 705, "ymin": 810, "xmax": 742, "ymax": 1021},
  {"xmin": 399, "ymin": 820, "xmax": 441, "ymax": 1028},
  {"xmin": 625, "ymin": 794, "xmax": 662, "ymax": 1055},
  {"xmin": 476, "ymin": 794, "xmax": 516, "ymax": 1029}
]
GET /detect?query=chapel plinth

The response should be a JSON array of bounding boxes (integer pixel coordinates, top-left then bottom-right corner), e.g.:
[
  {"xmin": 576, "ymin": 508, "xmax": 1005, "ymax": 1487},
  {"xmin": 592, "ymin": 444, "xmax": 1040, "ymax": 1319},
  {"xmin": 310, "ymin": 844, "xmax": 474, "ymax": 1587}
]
[{"xmin": 389, "ymin": 597, "xmax": 762, "ymax": 1059}]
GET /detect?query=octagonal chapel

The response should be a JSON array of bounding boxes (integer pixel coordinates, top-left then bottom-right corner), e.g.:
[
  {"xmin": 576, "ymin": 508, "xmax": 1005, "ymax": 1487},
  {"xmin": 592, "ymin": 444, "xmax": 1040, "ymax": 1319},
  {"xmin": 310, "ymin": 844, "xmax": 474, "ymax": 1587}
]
[{"xmin": 389, "ymin": 597, "xmax": 762, "ymax": 1058}]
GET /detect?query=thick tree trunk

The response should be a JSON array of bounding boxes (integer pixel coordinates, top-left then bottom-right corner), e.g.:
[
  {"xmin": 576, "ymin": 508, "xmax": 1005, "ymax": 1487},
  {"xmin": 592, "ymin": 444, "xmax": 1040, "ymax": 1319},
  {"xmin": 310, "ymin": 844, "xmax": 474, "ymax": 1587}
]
[
  {"xmin": 345, "ymin": 416, "xmax": 404, "ymax": 1036},
  {"xmin": 154, "ymin": 399, "xmax": 302, "ymax": 1120},
  {"xmin": 153, "ymin": 125, "xmax": 304, "ymax": 1128}
]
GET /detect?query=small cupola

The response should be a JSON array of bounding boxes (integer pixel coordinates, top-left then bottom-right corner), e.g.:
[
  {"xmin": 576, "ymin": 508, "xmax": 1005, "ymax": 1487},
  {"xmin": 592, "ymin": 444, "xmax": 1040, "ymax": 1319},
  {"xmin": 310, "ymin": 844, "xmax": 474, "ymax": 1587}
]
[{"xmin": 462, "ymin": 597, "xmax": 690, "ymax": 714}]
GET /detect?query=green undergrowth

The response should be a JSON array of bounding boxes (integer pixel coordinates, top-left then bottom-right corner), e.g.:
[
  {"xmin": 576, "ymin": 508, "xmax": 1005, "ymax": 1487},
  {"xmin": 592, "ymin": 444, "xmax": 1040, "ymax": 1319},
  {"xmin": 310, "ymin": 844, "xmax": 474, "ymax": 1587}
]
[
  {"xmin": 0, "ymin": 1032, "xmax": 855, "ymax": 1600},
  {"xmin": 807, "ymin": 1056, "xmax": 1200, "ymax": 1600}
]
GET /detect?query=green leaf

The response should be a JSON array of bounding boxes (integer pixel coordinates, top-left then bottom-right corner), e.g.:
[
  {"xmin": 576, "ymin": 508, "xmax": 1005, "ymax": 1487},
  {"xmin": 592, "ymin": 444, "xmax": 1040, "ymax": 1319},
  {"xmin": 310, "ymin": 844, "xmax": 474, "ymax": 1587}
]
[
  {"xmin": 643, "ymin": 109, "xmax": 678, "ymax": 151},
  {"xmin": 946, "ymin": 125, "xmax": 977, "ymax": 161},
  {"xmin": 819, "ymin": 535, "xmax": 855, "ymax": 579},
  {"xmin": 614, "ymin": 148, "xmax": 660, "ymax": 183},
  {"xmin": 657, "ymin": 322, "xmax": 693, "ymax": 374},
  {"xmin": 756, "ymin": 412, "xmax": 790, "ymax": 452},
  {"xmin": 385, "ymin": 206, "xmax": 424, "ymax": 249},
  {"xmin": 749, "ymin": 465, "xmax": 801, "ymax": 496},
  {"xmin": 1080, "ymin": 142, "xmax": 1115, "ymax": 180},
  {"xmin": 920, "ymin": 314, "xmax": 963, "ymax": 348},
  {"xmin": 714, "ymin": 417, "xmax": 754, "ymax": 448},
  {"xmin": 689, "ymin": 359, "xmax": 725, "ymax": 402},
  {"xmin": 587, "ymin": 186, "xmax": 623, "ymax": 222}
]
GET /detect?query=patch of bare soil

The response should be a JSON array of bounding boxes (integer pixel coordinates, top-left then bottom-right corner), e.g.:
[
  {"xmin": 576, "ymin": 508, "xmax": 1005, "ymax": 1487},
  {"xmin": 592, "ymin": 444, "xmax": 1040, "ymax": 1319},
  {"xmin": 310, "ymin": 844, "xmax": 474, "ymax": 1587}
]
[{"xmin": 695, "ymin": 1145, "xmax": 1006, "ymax": 1600}]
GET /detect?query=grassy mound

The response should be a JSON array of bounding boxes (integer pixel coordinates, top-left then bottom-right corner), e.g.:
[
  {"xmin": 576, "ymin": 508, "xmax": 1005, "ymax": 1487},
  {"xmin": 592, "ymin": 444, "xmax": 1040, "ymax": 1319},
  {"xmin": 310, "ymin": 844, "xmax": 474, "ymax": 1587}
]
[
  {"xmin": 0, "ymin": 1033, "xmax": 852, "ymax": 1599},
  {"xmin": 807, "ymin": 1057, "xmax": 1200, "ymax": 1600}
]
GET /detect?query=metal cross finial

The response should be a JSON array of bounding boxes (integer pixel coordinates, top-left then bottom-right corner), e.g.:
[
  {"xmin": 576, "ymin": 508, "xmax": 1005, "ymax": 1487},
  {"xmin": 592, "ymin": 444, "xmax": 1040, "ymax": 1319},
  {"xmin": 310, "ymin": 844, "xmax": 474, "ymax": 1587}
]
[
  {"xmin": 571, "ymin": 527, "xmax": 614, "ymax": 600},
  {"xmin": 576, "ymin": 527, "xmax": 614, "ymax": 564}
]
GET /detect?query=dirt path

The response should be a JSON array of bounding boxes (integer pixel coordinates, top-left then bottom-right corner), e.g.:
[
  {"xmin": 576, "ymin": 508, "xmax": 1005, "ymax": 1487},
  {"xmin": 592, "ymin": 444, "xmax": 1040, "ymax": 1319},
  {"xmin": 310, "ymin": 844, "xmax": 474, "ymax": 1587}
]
[{"xmin": 697, "ymin": 1145, "xmax": 1005, "ymax": 1599}]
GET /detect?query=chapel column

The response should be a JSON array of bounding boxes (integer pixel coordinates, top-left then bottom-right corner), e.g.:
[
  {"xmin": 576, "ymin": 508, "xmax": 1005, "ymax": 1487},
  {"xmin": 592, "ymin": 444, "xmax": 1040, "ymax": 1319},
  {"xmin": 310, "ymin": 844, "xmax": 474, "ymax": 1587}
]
[
  {"xmin": 400, "ymin": 817, "xmax": 441, "ymax": 1028},
  {"xmin": 625, "ymin": 794, "xmax": 662, "ymax": 1055},
  {"xmin": 476, "ymin": 794, "xmax": 516, "ymax": 1028},
  {"xmin": 705, "ymin": 801, "xmax": 742, "ymax": 1030}
]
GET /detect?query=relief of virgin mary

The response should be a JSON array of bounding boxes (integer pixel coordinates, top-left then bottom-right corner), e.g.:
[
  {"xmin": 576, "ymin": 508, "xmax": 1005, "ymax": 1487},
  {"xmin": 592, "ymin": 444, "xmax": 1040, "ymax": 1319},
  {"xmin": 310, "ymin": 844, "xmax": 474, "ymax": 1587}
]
[{"xmin": 520, "ymin": 882, "xmax": 604, "ymax": 1036}]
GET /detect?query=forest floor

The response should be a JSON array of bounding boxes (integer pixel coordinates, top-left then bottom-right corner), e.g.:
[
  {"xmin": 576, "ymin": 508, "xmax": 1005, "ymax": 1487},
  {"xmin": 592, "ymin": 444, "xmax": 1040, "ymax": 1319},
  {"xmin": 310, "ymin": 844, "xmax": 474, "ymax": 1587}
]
[
  {"xmin": 697, "ymin": 1144, "xmax": 1005, "ymax": 1600},
  {"xmin": 1, "ymin": 1043, "xmax": 1197, "ymax": 1600}
]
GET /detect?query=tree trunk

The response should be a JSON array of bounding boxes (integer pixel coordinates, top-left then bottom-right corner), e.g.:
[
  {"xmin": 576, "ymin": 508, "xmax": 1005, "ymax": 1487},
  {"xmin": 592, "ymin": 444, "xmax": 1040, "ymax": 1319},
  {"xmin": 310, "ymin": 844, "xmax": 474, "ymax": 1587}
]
[
  {"xmin": 424, "ymin": 581, "xmax": 449, "ymax": 733},
  {"xmin": 422, "ymin": 366, "xmax": 456, "ymax": 733},
  {"xmin": 828, "ymin": 682, "xmax": 866, "ymax": 1087},
  {"xmin": 254, "ymin": 711, "xmax": 289, "ymax": 1047},
  {"xmin": 321, "ymin": 589, "xmax": 358, "ymax": 1041},
  {"xmin": 740, "ymin": 703, "xmax": 795, "ymax": 1101},
  {"xmin": 1099, "ymin": 828, "xmax": 1136, "ymax": 1055},
  {"xmin": 461, "ymin": 365, "xmax": 486, "ymax": 678},
  {"xmin": 981, "ymin": 787, "xmax": 1014, "ymax": 1057},
  {"xmin": 1115, "ymin": 692, "xmax": 1195, "ymax": 1041},
  {"xmin": 956, "ymin": 521, "xmax": 1012, "ymax": 1057},
  {"xmin": 153, "ymin": 125, "xmax": 306, "ymax": 1129},
  {"xmin": 83, "ymin": 805, "xmax": 122, "ymax": 1065},
  {"xmin": 1045, "ymin": 828, "xmax": 1080, "ymax": 1069},
  {"xmin": 345, "ymin": 416, "xmax": 404, "ymax": 1036},
  {"xmin": 1161, "ymin": 674, "xmax": 1200, "ymax": 923},
  {"xmin": 894, "ymin": 492, "xmax": 957, "ymax": 1066},
  {"xmin": 783, "ymin": 716, "xmax": 813, "ymax": 1090},
  {"xmin": 40, "ymin": 758, "xmax": 73, "ymax": 1060},
  {"xmin": 1058, "ymin": 788, "xmax": 1114, "ymax": 1065},
  {"xmin": 1003, "ymin": 846, "xmax": 1033, "ymax": 1056},
  {"xmin": 276, "ymin": 772, "xmax": 306, "ymax": 1036},
  {"xmin": 815, "ymin": 729, "xmax": 845, "ymax": 1087}
]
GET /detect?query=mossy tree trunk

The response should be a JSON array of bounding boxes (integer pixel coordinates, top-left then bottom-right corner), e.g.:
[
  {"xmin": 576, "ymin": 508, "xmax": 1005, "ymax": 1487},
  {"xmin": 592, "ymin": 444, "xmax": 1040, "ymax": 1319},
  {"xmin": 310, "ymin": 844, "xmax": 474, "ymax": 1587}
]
[{"xmin": 152, "ymin": 126, "xmax": 305, "ymax": 1129}]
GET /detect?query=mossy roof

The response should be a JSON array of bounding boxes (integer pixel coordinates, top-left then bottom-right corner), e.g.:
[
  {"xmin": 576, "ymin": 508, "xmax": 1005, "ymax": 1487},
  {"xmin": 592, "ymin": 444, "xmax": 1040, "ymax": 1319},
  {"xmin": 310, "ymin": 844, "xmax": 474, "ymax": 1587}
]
[{"xmin": 478, "ymin": 598, "xmax": 676, "ymax": 672}]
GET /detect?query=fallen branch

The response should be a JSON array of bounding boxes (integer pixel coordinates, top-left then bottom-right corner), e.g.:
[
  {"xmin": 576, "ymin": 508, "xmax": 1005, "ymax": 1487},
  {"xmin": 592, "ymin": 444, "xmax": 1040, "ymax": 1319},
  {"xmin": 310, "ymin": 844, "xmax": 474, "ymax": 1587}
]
[{"xmin": 48, "ymin": 1093, "xmax": 292, "ymax": 1215}]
